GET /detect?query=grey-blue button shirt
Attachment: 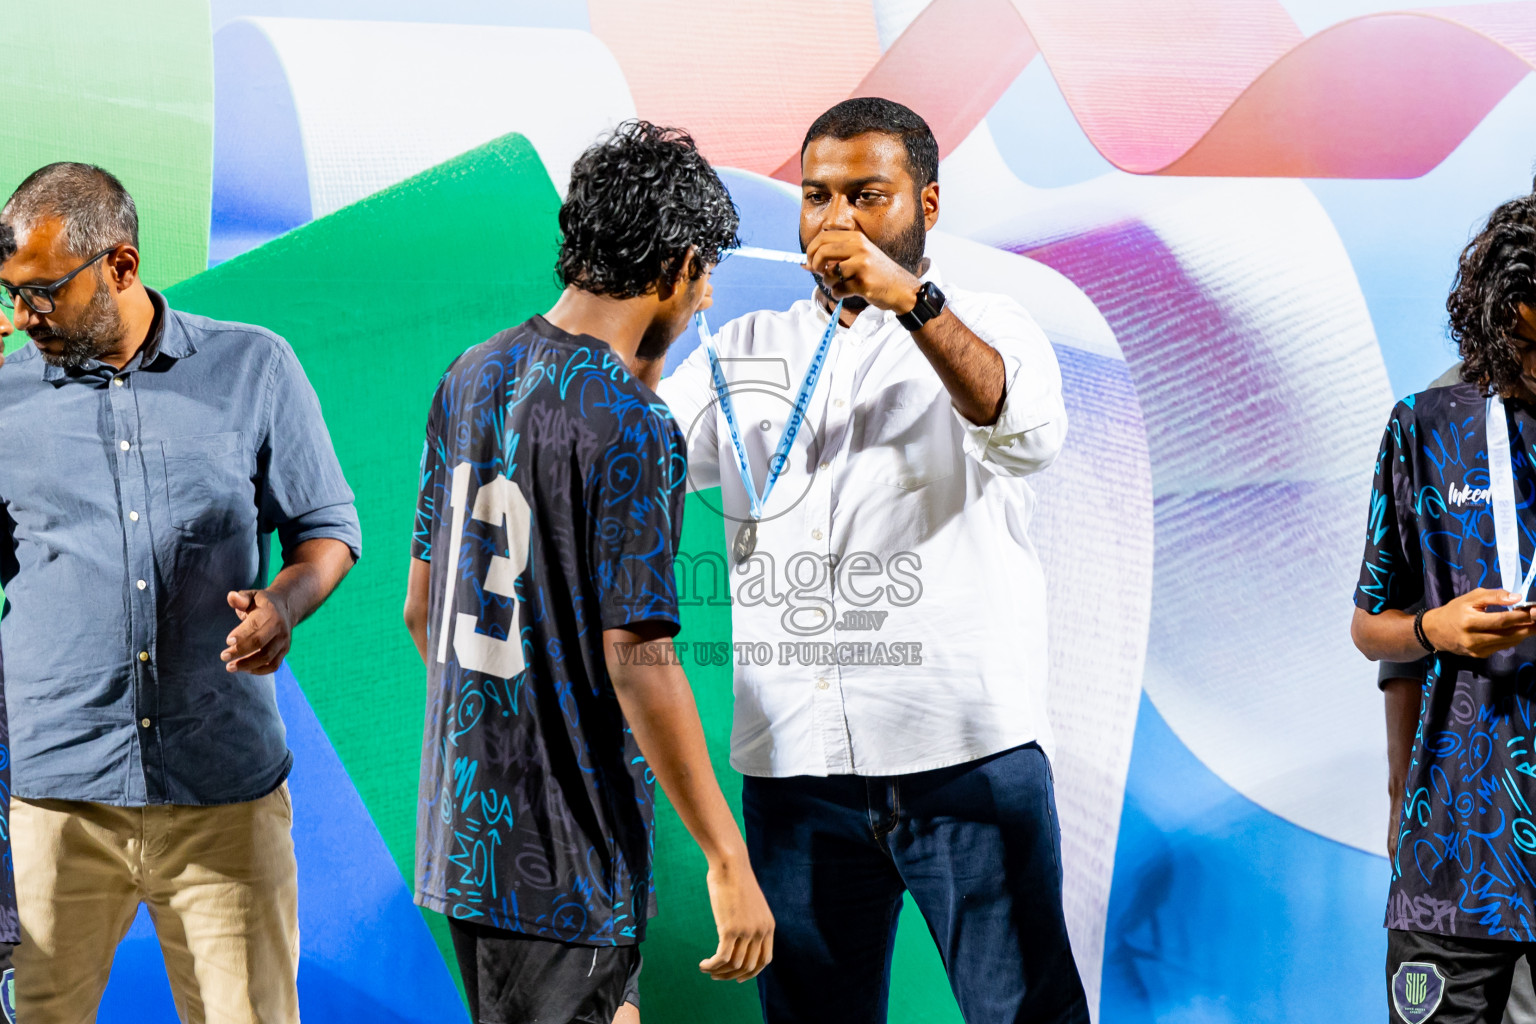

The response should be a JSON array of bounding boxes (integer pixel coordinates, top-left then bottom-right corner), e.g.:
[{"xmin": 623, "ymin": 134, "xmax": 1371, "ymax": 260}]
[{"xmin": 0, "ymin": 290, "xmax": 361, "ymax": 806}]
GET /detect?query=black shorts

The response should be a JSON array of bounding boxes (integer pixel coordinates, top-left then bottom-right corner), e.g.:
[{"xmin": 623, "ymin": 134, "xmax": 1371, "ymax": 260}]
[
  {"xmin": 1387, "ymin": 928, "xmax": 1536, "ymax": 1023},
  {"xmin": 449, "ymin": 919, "xmax": 641, "ymax": 1024}
]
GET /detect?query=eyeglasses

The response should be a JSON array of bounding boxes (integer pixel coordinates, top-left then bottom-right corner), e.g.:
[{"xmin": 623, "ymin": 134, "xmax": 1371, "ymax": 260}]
[{"xmin": 0, "ymin": 246, "xmax": 117, "ymax": 315}]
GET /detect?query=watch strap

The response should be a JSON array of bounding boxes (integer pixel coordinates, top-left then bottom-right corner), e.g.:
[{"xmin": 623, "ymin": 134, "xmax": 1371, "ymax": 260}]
[{"xmin": 897, "ymin": 281, "xmax": 946, "ymax": 331}]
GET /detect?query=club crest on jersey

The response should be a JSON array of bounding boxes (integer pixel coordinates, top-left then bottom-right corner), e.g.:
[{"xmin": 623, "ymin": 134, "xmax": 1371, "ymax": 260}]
[{"xmin": 1392, "ymin": 961, "xmax": 1445, "ymax": 1022}]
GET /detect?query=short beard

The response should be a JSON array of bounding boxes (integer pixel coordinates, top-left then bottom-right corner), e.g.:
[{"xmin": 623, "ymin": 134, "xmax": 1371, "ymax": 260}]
[{"xmin": 29, "ymin": 277, "xmax": 123, "ymax": 370}]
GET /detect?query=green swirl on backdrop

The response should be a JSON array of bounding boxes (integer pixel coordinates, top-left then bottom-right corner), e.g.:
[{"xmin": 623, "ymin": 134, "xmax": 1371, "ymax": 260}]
[{"xmin": 0, "ymin": 0, "xmax": 213, "ymax": 308}]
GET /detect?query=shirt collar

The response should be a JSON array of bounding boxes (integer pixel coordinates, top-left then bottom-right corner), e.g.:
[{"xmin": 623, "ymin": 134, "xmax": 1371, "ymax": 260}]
[{"xmin": 42, "ymin": 288, "xmax": 193, "ymax": 385}]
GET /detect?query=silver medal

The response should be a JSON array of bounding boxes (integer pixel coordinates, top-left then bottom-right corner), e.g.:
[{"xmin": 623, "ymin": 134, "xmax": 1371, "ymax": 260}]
[{"xmin": 733, "ymin": 520, "xmax": 758, "ymax": 563}]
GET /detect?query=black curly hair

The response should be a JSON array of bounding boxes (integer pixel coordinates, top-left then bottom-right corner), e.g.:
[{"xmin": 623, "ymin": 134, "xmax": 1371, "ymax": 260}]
[
  {"xmin": 0, "ymin": 221, "xmax": 13, "ymax": 263},
  {"xmin": 557, "ymin": 121, "xmax": 739, "ymax": 299},
  {"xmin": 1450, "ymin": 192, "xmax": 1536, "ymax": 394}
]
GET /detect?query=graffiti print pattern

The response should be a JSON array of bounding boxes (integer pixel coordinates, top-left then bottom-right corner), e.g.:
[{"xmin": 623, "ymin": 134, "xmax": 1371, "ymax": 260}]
[
  {"xmin": 1358, "ymin": 383, "xmax": 1536, "ymax": 941},
  {"xmin": 412, "ymin": 317, "xmax": 686, "ymax": 945}
]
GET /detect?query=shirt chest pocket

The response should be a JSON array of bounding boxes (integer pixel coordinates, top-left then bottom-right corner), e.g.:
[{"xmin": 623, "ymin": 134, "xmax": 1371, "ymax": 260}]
[
  {"xmin": 158, "ymin": 432, "xmax": 256, "ymax": 538},
  {"xmin": 848, "ymin": 380, "xmax": 959, "ymax": 490}
]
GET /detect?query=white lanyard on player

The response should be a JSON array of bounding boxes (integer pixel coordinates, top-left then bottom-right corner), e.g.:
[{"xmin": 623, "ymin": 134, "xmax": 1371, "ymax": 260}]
[{"xmin": 1485, "ymin": 393, "xmax": 1536, "ymax": 599}]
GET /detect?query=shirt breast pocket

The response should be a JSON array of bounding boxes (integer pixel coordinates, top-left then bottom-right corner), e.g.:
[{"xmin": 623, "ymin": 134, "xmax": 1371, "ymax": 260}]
[
  {"xmin": 160, "ymin": 432, "xmax": 255, "ymax": 538},
  {"xmin": 849, "ymin": 380, "xmax": 959, "ymax": 490}
]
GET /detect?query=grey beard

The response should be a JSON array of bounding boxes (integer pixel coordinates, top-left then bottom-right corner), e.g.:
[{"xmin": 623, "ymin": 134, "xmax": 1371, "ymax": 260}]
[{"xmin": 30, "ymin": 280, "xmax": 123, "ymax": 370}]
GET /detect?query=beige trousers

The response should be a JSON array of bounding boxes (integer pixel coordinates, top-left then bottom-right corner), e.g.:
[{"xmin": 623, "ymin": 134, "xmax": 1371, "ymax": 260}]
[{"xmin": 12, "ymin": 784, "xmax": 300, "ymax": 1024}]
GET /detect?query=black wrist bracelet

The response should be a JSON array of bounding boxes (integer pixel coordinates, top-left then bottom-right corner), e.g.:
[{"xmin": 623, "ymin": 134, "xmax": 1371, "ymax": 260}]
[{"xmin": 1414, "ymin": 608, "xmax": 1438, "ymax": 655}]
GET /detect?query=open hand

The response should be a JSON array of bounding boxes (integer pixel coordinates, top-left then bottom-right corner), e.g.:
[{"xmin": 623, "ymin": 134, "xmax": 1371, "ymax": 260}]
[
  {"xmin": 698, "ymin": 854, "xmax": 775, "ymax": 982},
  {"xmin": 1422, "ymin": 588, "xmax": 1536, "ymax": 658},
  {"xmin": 221, "ymin": 589, "xmax": 294, "ymax": 674}
]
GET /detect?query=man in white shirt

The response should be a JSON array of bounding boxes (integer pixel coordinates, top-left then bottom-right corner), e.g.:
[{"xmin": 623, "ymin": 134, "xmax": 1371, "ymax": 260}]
[{"xmin": 657, "ymin": 98, "xmax": 1086, "ymax": 1024}]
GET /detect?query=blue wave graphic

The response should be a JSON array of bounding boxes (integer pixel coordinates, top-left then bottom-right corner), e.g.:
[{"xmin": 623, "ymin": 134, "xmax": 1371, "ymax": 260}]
[{"xmin": 1103, "ymin": 693, "xmax": 1389, "ymax": 1023}]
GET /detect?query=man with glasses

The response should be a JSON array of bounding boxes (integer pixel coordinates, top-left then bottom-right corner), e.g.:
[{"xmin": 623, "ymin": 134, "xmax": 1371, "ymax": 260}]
[{"xmin": 0, "ymin": 162, "xmax": 359, "ymax": 1022}]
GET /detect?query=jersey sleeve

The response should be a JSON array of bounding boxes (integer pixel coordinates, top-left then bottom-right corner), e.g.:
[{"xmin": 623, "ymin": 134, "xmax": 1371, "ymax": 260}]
[
  {"xmin": 1355, "ymin": 402, "xmax": 1425, "ymax": 613},
  {"xmin": 590, "ymin": 408, "xmax": 687, "ymax": 635},
  {"xmin": 412, "ymin": 375, "xmax": 451, "ymax": 562}
]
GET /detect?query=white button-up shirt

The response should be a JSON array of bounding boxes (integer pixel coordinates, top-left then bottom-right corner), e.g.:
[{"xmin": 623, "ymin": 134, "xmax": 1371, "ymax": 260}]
[{"xmin": 658, "ymin": 264, "xmax": 1067, "ymax": 777}]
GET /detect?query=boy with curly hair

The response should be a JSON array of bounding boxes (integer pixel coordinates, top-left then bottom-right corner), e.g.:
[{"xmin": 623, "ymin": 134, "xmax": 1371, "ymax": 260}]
[
  {"xmin": 1352, "ymin": 188, "xmax": 1536, "ymax": 1023},
  {"xmin": 402, "ymin": 122, "xmax": 773, "ymax": 1024}
]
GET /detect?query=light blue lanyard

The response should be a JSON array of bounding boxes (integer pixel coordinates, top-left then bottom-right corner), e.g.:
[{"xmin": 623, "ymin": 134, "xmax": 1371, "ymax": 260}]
[
  {"xmin": 695, "ymin": 299, "xmax": 842, "ymax": 521},
  {"xmin": 728, "ymin": 246, "xmax": 807, "ymax": 265},
  {"xmin": 1485, "ymin": 394, "xmax": 1536, "ymax": 599}
]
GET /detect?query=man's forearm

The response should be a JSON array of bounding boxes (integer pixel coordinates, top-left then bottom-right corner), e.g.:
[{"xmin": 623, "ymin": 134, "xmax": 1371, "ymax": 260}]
[
  {"xmin": 1384, "ymin": 678, "xmax": 1420, "ymax": 792},
  {"xmin": 404, "ymin": 557, "xmax": 431, "ymax": 664},
  {"xmin": 268, "ymin": 537, "xmax": 355, "ymax": 627},
  {"xmin": 1351, "ymin": 607, "xmax": 1431, "ymax": 663},
  {"xmin": 607, "ymin": 654, "xmax": 748, "ymax": 866},
  {"xmin": 909, "ymin": 309, "xmax": 1006, "ymax": 426},
  {"xmin": 1383, "ymin": 677, "xmax": 1421, "ymax": 858}
]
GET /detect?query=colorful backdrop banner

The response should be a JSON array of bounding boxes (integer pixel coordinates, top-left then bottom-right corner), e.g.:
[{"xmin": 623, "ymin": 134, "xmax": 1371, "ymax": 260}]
[{"xmin": 4, "ymin": 2, "xmax": 1536, "ymax": 1022}]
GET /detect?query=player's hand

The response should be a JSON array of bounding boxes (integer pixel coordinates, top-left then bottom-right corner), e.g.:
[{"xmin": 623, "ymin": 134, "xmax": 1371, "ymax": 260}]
[
  {"xmin": 1422, "ymin": 588, "xmax": 1536, "ymax": 657},
  {"xmin": 804, "ymin": 229, "xmax": 922, "ymax": 315},
  {"xmin": 698, "ymin": 852, "xmax": 775, "ymax": 982},
  {"xmin": 221, "ymin": 589, "xmax": 294, "ymax": 674}
]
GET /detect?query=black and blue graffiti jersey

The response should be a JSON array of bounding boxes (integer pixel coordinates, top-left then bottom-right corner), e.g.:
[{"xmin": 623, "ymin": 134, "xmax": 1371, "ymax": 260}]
[
  {"xmin": 1357, "ymin": 383, "xmax": 1536, "ymax": 941},
  {"xmin": 412, "ymin": 316, "xmax": 686, "ymax": 946}
]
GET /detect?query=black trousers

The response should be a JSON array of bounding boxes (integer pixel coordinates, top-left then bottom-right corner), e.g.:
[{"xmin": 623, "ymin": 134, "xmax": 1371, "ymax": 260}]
[
  {"xmin": 1389, "ymin": 928, "xmax": 1536, "ymax": 1023},
  {"xmin": 449, "ymin": 920, "xmax": 640, "ymax": 1024}
]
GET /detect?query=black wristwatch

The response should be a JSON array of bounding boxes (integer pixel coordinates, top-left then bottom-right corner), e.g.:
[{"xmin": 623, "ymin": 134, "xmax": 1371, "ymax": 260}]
[{"xmin": 896, "ymin": 281, "xmax": 947, "ymax": 332}]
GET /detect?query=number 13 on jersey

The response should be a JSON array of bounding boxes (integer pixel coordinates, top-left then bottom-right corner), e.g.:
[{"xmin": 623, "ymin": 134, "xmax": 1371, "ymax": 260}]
[{"xmin": 434, "ymin": 462, "xmax": 531, "ymax": 677}]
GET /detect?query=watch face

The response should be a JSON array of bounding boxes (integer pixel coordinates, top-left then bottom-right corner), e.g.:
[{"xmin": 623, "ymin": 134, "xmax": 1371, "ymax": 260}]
[{"xmin": 920, "ymin": 283, "xmax": 945, "ymax": 318}]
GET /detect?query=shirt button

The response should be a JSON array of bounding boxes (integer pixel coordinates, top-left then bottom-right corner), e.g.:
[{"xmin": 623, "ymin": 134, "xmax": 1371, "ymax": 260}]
[
  {"xmin": 834, "ymin": 399, "xmax": 846, "ymax": 408},
  {"xmin": 138, "ymin": 651, "xmax": 149, "ymax": 662},
  {"xmin": 136, "ymin": 579, "xmax": 147, "ymax": 591},
  {"xmin": 119, "ymin": 440, "xmax": 130, "ymax": 451},
  {"xmin": 128, "ymin": 511, "xmax": 139, "ymax": 522},
  {"xmin": 811, "ymin": 529, "xmax": 824, "ymax": 541},
  {"xmin": 140, "ymin": 718, "xmax": 151, "ymax": 728},
  {"xmin": 818, "ymin": 461, "xmax": 830, "ymax": 471},
  {"xmin": 113, "ymin": 377, "xmax": 125, "ymax": 387},
  {"xmin": 815, "ymin": 678, "xmax": 830, "ymax": 691}
]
